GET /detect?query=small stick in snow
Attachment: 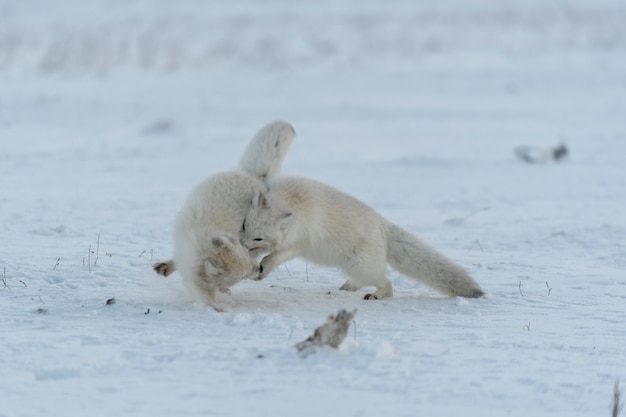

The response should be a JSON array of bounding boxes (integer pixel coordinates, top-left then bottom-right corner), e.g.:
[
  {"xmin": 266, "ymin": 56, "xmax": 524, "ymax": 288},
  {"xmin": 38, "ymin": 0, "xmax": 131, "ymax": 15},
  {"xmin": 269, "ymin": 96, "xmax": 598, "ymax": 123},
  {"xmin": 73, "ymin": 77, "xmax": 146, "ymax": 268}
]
[
  {"xmin": 1, "ymin": 267, "xmax": 9, "ymax": 290},
  {"xmin": 31, "ymin": 296, "xmax": 45, "ymax": 305},
  {"xmin": 518, "ymin": 281, "xmax": 524, "ymax": 297},
  {"xmin": 53, "ymin": 257, "xmax": 60, "ymax": 270},
  {"xmin": 613, "ymin": 380, "xmax": 623, "ymax": 417},
  {"xmin": 139, "ymin": 249, "xmax": 154, "ymax": 261},
  {"xmin": 94, "ymin": 234, "xmax": 100, "ymax": 266},
  {"xmin": 445, "ymin": 206, "xmax": 490, "ymax": 226},
  {"xmin": 546, "ymin": 281, "xmax": 552, "ymax": 296},
  {"xmin": 296, "ymin": 309, "xmax": 357, "ymax": 356},
  {"xmin": 471, "ymin": 240, "xmax": 483, "ymax": 252}
]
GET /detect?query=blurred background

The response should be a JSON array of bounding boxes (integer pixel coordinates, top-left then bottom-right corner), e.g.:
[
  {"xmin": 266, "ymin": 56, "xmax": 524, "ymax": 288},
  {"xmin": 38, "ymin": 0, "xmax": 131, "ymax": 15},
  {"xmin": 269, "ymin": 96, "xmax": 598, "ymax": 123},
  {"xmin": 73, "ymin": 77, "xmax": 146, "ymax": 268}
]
[{"xmin": 2, "ymin": 0, "xmax": 625, "ymax": 75}]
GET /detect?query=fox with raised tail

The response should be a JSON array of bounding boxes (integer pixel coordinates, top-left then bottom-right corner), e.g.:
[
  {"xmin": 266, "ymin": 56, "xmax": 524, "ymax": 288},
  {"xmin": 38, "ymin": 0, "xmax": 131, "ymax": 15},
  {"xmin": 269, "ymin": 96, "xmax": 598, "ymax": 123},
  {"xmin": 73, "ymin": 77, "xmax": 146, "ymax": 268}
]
[
  {"xmin": 152, "ymin": 121, "xmax": 295, "ymax": 308},
  {"xmin": 241, "ymin": 175, "xmax": 484, "ymax": 300}
]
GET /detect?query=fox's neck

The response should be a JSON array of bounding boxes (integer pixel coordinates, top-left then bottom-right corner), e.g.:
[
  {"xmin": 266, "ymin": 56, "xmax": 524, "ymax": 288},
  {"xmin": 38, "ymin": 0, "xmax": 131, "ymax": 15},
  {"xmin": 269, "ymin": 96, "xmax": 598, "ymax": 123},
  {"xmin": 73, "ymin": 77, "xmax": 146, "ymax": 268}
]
[{"xmin": 273, "ymin": 185, "xmax": 309, "ymax": 214}]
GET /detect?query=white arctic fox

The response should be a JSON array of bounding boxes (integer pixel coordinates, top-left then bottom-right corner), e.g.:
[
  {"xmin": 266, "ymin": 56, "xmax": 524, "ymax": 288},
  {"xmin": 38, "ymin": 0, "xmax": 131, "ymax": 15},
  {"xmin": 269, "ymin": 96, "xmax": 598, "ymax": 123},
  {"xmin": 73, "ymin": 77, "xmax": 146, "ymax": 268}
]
[
  {"xmin": 152, "ymin": 121, "xmax": 295, "ymax": 308},
  {"xmin": 241, "ymin": 176, "xmax": 484, "ymax": 300}
]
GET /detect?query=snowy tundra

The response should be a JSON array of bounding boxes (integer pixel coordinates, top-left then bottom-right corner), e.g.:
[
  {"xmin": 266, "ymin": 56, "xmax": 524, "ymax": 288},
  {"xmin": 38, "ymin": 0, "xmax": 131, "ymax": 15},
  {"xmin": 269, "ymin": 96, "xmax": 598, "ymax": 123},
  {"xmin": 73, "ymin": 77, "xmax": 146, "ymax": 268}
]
[{"xmin": 1, "ymin": 0, "xmax": 625, "ymax": 416}]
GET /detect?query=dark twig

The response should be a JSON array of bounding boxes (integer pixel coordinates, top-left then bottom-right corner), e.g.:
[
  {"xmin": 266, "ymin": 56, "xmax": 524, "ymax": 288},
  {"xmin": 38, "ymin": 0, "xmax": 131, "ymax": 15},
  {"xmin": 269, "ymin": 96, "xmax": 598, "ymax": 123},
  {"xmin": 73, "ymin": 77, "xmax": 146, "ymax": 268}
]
[
  {"xmin": 613, "ymin": 380, "xmax": 623, "ymax": 417},
  {"xmin": 1, "ymin": 267, "xmax": 9, "ymax": 290},
  {"xmin": 94, "ymin": 234, "xmax": 100, "ymax": 266}
]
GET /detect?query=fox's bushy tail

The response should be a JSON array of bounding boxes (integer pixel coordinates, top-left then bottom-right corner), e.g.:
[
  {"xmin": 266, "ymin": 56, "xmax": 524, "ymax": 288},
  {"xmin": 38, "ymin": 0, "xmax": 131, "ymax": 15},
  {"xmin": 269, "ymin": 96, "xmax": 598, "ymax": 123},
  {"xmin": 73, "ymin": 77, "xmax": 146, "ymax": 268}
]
[
  {"xmin": 385, "ymin": 223, "xmax": 484, "ymax": 298},
  {"xmin": 238, "ymin": 120, "xmax": 295, "ymax": 180}
]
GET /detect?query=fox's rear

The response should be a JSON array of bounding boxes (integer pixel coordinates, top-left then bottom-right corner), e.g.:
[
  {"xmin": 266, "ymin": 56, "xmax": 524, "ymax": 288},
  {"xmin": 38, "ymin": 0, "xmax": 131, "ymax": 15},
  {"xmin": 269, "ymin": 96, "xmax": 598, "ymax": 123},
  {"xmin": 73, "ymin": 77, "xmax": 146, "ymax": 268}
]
[{"xmin": 385, "ymin": 223, "xmax": 484, "ymax": 298}]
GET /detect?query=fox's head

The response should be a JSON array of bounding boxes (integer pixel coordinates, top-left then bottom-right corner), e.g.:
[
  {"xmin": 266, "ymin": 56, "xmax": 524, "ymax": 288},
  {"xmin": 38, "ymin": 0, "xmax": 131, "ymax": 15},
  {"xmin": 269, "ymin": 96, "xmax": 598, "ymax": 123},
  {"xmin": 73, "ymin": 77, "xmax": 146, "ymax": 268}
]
[
  {"xmin": 241, "ymin": 191, "xmax": 292, "ymax": 253},
  {"xmin": 194, "ymin": 234, "xmax": 261, "ymax": 291}
]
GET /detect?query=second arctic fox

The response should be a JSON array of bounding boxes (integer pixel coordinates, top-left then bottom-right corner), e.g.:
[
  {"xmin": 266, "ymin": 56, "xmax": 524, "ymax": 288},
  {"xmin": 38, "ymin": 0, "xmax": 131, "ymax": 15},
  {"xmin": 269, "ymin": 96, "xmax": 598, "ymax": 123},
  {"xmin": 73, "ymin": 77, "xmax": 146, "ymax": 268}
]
[
  {"xmin": 153, "ymin": 121, "xmax": 295, "ymax": 307},
  {"xmin": 241, "ymin": 175, "xmax": 484, "ymax": 300}
]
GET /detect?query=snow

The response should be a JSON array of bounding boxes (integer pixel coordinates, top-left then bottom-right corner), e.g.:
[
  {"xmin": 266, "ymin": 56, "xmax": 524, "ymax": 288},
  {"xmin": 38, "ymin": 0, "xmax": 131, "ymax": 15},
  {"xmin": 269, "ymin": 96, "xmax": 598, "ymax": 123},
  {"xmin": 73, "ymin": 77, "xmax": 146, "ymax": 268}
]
[{"xmin": 1, "ymin": 0, "xmax": 626, "ymax": 416}]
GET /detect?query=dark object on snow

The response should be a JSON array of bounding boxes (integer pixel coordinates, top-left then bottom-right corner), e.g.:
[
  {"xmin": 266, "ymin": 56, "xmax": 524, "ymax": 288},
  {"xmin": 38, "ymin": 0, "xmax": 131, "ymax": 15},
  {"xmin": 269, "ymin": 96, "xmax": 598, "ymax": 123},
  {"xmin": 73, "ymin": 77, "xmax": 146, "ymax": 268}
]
[
  {"xmin": 296, "ymin": 309, "xmax": 357, "ymax": 356},
  {"xmin": 612, "ymin": 380, "xmax": 623, "ymax": 417},
  {"xmin": 141, "ymin": 119, "xmax": 179, "ymax": 136},
  {"xmin": 106, "ymin": 297, "xmax": 116, "ymax": 305},
  {"xmin": 515, "ymin": 143, "xmax": 568, "ymax": 164}
]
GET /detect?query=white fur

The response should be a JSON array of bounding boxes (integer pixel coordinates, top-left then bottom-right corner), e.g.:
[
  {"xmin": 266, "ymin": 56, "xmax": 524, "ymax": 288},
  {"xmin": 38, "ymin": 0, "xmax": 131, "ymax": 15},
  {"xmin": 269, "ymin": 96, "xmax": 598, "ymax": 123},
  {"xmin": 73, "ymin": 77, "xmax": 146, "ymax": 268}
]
[
  {"xmin": 238, "ymin": 121, "xmax": 295, "ymax": 180},
  {"xmin": 242, "ymin": 175, "xmax": 484, "ymax": 300},
  {"xmin": 153, "ymin": 121, "xmax": 295, "ymax": 309}
]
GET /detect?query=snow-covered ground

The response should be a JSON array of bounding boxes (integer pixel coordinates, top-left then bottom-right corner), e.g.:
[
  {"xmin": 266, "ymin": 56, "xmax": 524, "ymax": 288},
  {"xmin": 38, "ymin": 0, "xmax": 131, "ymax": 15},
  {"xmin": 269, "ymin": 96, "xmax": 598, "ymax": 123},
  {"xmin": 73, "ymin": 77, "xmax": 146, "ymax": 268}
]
[{"xmin": 2, "ymin": 1, "xmax": 625, "ymax": 416}]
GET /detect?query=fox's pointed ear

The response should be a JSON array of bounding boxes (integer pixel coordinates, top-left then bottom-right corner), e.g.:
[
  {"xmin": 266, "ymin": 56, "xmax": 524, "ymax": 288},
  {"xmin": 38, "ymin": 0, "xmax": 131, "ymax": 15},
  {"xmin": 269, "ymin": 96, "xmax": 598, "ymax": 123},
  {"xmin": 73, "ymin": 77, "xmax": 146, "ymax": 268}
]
[
  {"xmin": 252, "ymin": 191, "xmax": 268, "ymax": 209},
  {"xmin": 279, "ymin": 212, "xmax": 292, "ymax": 230}
]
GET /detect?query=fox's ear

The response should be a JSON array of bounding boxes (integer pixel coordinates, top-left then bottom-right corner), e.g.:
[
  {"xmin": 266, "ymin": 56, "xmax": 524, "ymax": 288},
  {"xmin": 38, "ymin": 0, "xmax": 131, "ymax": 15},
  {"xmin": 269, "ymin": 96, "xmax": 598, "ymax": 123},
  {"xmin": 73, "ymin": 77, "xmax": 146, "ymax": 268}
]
[
  {"xmin": 279, "ymin": 212, "xmax": 292, "ymax": 230},
  {"xmin": 252, "ymin": 191, "xmax": 268, "ymax": 209}
]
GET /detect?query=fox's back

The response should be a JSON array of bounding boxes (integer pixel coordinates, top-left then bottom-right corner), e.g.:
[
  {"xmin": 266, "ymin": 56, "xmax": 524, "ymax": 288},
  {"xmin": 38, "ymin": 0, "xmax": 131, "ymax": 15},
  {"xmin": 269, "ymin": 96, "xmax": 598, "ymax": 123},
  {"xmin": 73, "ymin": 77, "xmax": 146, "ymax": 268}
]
[
  {"xmin": 269, "ymin": 175, "xmax": 386, "ymax": 262},
  {"xmin": 270, "ymin": 175, "xmax": 379, "ymax": 219}
]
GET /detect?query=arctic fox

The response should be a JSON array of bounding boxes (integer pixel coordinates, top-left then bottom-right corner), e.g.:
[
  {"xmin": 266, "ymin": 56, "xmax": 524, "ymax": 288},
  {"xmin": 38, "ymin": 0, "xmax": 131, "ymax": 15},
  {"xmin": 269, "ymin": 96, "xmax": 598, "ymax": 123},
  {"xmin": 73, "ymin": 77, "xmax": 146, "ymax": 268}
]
[
  {"xmin": 241, "ymin": 175, "xmax": 484, "ymax": 300},
  {"xmin": 152, "ymin": 121, "xmax": 295, "ymax": 307}
]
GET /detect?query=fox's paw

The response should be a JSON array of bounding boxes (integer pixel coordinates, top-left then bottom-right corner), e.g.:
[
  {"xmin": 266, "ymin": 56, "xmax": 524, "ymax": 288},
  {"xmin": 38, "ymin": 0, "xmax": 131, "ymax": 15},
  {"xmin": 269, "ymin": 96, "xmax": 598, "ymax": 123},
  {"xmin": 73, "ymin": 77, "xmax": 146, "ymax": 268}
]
[
  {"xmin": 363, "ymin": 284, "xmax": 393, "ymax": 300},
  {"xmin": 153, "ymin": 261, "xmax": 174, "ymax": 277}
]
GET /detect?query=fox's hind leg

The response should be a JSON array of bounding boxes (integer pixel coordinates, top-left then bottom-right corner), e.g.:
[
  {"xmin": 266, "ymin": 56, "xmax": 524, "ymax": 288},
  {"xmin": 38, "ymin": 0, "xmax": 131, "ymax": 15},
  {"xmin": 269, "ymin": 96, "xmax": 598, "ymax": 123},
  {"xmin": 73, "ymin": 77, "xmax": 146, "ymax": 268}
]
[
  {"xmin": 363, "ymin": 278, "xmax": 393, "ymax": 300},
  {"xmin": 341, "ymin": 255, "xmax": 393, "ymax": 300},
  {"xmin": 339, "ymin": 279, "xmax": 394, "ymax": 299}
]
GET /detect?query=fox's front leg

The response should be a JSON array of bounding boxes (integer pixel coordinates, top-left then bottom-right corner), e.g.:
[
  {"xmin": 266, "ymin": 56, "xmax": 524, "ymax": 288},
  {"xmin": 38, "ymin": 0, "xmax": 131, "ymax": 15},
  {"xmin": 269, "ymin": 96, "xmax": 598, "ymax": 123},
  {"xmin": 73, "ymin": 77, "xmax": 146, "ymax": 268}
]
[{"xmin": 257, "ymin": 249, "xmax": 298, "ymax": 280}]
